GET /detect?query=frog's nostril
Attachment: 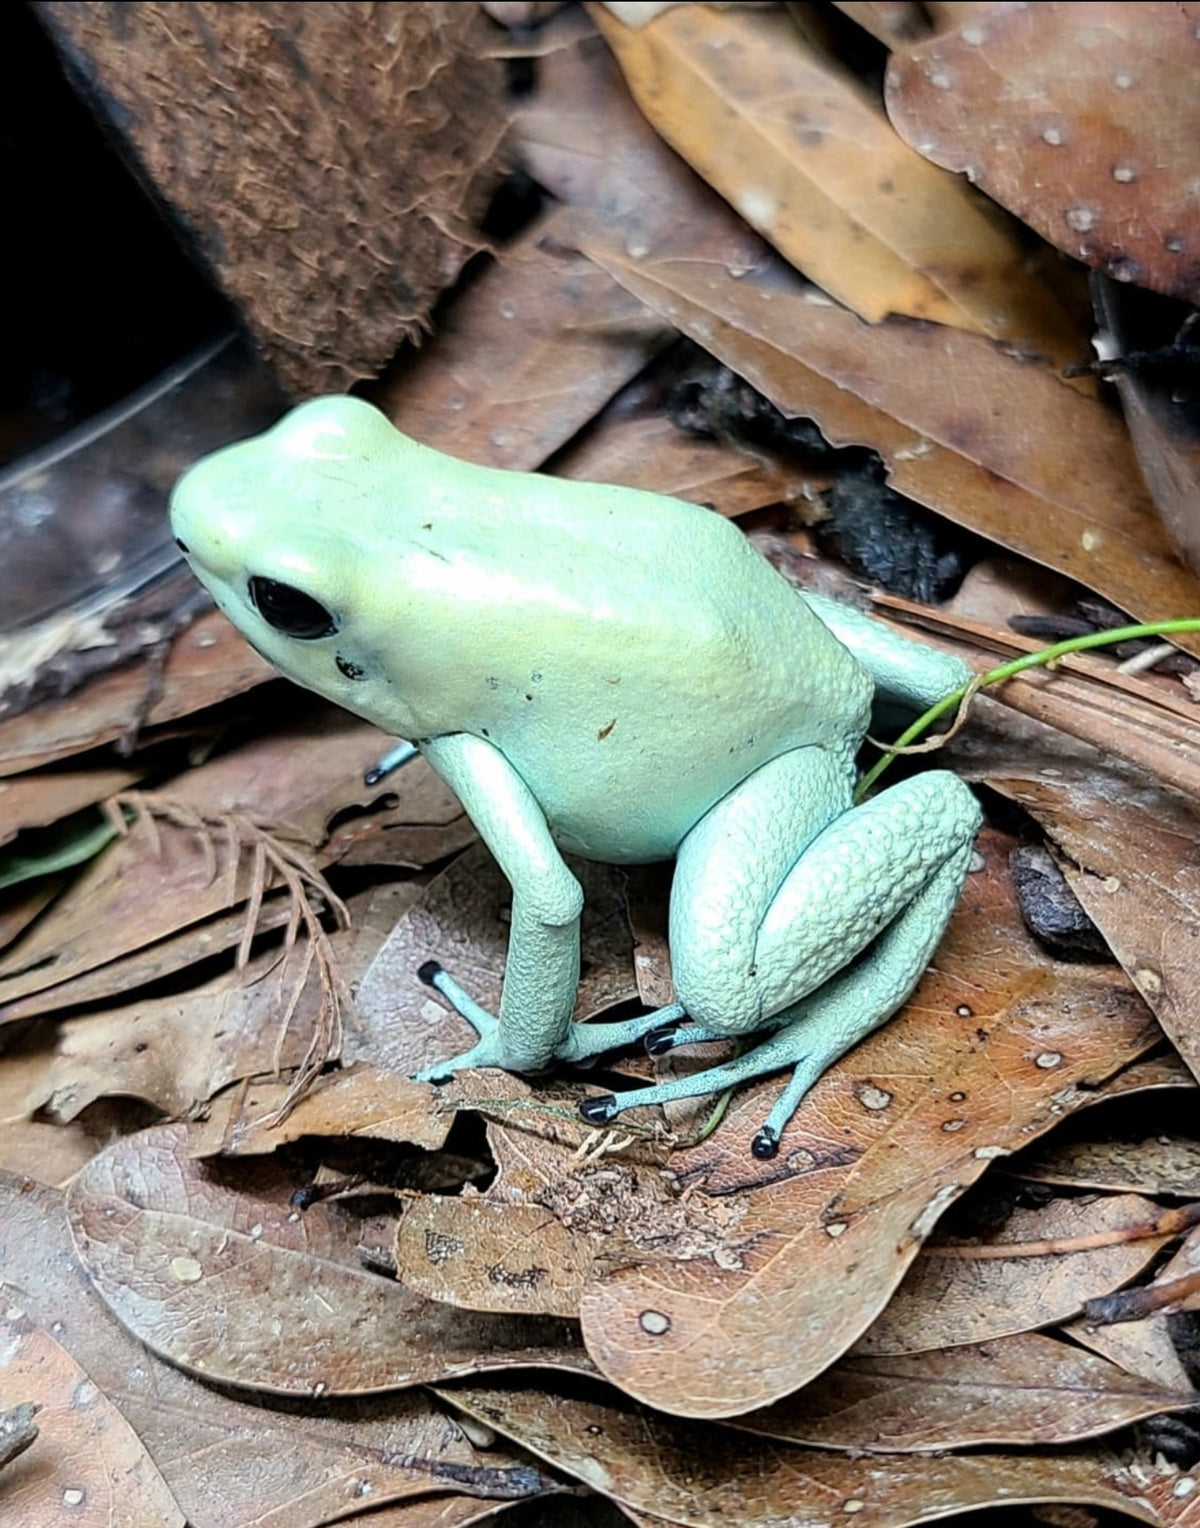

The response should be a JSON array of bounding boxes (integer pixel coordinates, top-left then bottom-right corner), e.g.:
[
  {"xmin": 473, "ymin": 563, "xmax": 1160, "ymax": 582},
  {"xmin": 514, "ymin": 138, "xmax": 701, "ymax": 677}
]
[{"xmin": 174, "ymin": 537, "xmax": 191, "ymax": 555}]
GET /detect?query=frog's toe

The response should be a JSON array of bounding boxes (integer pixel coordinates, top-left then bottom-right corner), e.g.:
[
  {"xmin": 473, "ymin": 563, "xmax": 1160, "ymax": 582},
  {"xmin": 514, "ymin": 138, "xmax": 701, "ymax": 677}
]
[
  {"xmin": 579, "ymin": 1092, "xmax": 620, "ymax": 1124},
  {"xmin": 416, "ymin": 961, "xmax": 500, "ymax": 1040},
  {"xmin": 576, "ymin": 1021, "xmax": 820, "ymax": 1150},
  {"xmin": 554, "ymin": 1004, "xmax": 686, "ymax": 1065}
]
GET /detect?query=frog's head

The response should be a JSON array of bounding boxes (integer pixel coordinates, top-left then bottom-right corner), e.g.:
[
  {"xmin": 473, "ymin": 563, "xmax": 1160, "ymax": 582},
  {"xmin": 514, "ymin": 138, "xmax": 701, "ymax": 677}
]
[{"xmin": 169, "ymin": 395, "xmax": 420, "ymax": 725}]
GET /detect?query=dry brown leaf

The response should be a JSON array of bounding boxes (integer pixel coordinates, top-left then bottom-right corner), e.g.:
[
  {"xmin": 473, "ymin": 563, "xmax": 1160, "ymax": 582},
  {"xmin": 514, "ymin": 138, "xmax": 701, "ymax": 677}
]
[
  {"xmin": 0, "ymin": 705, "xmax": 449, "ymax": 1024},
  {"xmin": 553, "ymin": 414, "xmax": 808, "ymax": 518},
  {"xmin": 0, "ymin": 888, "xmax": 299, "ymax": 1028},
  {"xmin": 734, "ymin": 1330, "xmax": 1195, "ymax": 1450},
  {"xmin": 942, "ymin": 556, "xmax": 1078, "ymax": 632},
  {"xmin": 0, "ymin": 765, "xmax": 142, "ymax": 846},
  {"xmin": 1085, "ymin": 1055, "xmax": 1198, "ymax": 1100},
  {"xmin": 0, "ymin": 609, "xmax": 272, "ymax": 777},
  {"xmin": 947, "ymin": 709, "xmax": 1200, "ymax": 1086},
  {"xmin": 886, "ymin": 3, "xmax": 1200, "ymax": 303},
  {"xmin": 189, "ymin": 1062, "xmax": 451, "ymax": 1159},
  {"xmin": 0, "ymin": 882, "xmax": 60, "ymax": 959},
  {"xmin": 1064, "ymin": 1314, "xmax": 1194, "ymax": 1396},
  {"xmin": 1091, "ymin": 276, "xmax": 1200, "ymax": 579},
  {"xmin": 25, "ymin": 941, "xmax": 349, "ymax": 1122},
  {"xmin": 834, "ymin": 1, "xmax": 929, "ymax": 48},
  {"xmin": 591, "ymin": 3, "xmax": 1081, "ymax": 363},
  {"xmin": 374, "ymin": 22, "xmax": 765, "ymax": 469},
  {"xmin": 397, "ymin": 1198, "xmax": 596, "ymax": 1321},
  {"xmin": 1023, "ymin": 1136, "xmax": 1200, "ymax": 1198},
  {"xmin": 0, "ymin": 1025, "xmax": 141, "ymax": 1188},
  {"xmin": 0, "ymin": 1172, "xmax": 557, "ymax": 1528},
  {"xmin": 441, "ymin": 1376, "xmax": 1162, "ymax": 1528},
  {"xmin": 350, "ymin": 844, "xmax": 641, "ymax": 1078},
  {"xmin": 855, "ymin": 1193, "xmax": 1174, "ymax": 1357},
  {"xmin": 0, "ymin": 1305, "xmax": 184, "ymax": 1528},
  {"xmin": 65, "ymin": 1123, "xmax": 590, "ymax": 1397},
  {"xmin": 392, "ymin": 1062, "xmax": 739, "ymax": 1323},
  {"xmin": 582, "ymin": 248, "xmax": 1200, "ymax": 654},
  {"xmin": 373, "ymin": 209, "xmax": 669, "ymax": 472}
]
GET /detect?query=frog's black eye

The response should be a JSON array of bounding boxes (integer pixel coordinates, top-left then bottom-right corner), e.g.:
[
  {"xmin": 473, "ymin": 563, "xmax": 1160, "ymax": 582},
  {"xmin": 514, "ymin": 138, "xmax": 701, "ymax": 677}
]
[{"xmin": 249, "ymin": 576, "xmax": 337, "ymax": 640}]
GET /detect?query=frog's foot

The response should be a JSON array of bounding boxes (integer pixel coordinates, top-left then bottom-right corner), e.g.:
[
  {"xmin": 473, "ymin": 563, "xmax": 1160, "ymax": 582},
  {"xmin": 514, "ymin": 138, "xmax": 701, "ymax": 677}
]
[
  {"xmin": 578, "ymin": 1020, "xmax": 821, "ymax": 1157},
  {"xmin": 580, "ymin": 834, "xmax": 975, "ymax": 1157},
  {"xmin": 412, "ymin": 961, "xmax": 524, "ymax": 1082},
  {"xmin": 553, "ymin": 1005, "xmax": 688, "ymax": 1066}
]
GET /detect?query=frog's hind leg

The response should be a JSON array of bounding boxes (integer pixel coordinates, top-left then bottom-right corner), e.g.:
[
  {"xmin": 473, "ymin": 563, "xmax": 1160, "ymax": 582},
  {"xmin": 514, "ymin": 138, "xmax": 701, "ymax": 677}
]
[{"xmin": 579, "ymin": 753, "xmax": 981, "ymax": 1155}]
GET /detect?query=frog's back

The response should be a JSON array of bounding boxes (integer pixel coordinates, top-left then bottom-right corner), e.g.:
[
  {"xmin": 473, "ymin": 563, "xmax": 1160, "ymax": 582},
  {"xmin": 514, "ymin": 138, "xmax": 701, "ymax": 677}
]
[{"xmin": 375, "ymin": 455, "xmax": 872, "ymax": 861}]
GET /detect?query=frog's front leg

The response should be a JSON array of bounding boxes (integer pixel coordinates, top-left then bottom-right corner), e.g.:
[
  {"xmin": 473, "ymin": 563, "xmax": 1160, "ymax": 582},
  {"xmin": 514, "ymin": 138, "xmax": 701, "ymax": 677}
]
[
  {"xmin": 414, "ymin": 733, "xmax": 584, "ymax": 1079},
  {"xmin": 579, "ymin": 748, "xmax": 981, "ymax": 1156}
]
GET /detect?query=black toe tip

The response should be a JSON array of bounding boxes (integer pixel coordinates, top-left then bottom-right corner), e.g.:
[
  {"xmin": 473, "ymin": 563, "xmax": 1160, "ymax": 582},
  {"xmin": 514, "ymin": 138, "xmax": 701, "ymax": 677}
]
[
  {"xmin": 364, "ymin": 766, "xmax": 385, "ymax": 787},
  {"xmin": 751, "ymin": 1128, "xmax": 779, "ymax": 1160},
  {"xmin": 579, "ymin": 1093, "xmax": 619, "ymax": 1124},
  {"xmin": 645, "ymin": 1025, "xmax": 677, "ymax": 1056},
  {"xmin": 417, "ymin": 960, "xmax": 444, "ymax": 987}
]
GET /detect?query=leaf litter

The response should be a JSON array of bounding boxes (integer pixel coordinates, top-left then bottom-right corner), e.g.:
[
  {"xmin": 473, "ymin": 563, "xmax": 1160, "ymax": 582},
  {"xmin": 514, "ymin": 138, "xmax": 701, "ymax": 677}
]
[
  {"xmin": 7, "ymin": 3, "xmax": 1200, "ymax": 1522},
  {"xmin": 0, "ymin": 1173, "xmax": 562, "ymax": 1528}
]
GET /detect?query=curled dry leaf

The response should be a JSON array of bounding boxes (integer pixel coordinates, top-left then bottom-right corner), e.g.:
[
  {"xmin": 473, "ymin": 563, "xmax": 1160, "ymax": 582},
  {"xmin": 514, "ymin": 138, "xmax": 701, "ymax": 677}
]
[
  {"xmin": 66, "ymin": 1124, "xmax": 589, "ymax": 1397},
  {"xmin": 0, "ymin": 1306, "xmax": 184, "ymax": 1528},
  {"xmin": 440, "ymin": 1376, "xmax": 1162, "ymax": 1528},
  {"xmin": 886, "ymin": 2, "xmax": 1200, "ymax": 303},
  {"xmin": 582, "ymin": 247, "xmax": 1200, "ymax": 655},
  {"xmin": 855, "ymin": 1193, "xmax": 1174, "ymax": 1356},
  {"xmin": 734, "ymin": 1330, "xmax": 1196, "ymax": 1451},
  {"xmin": 591, "ymin": 3, "xmax": 1081, "ymax": 364},
  {"xmin": 0, "ymin": 1173, "xmax": 554, "ymax": 1528}
]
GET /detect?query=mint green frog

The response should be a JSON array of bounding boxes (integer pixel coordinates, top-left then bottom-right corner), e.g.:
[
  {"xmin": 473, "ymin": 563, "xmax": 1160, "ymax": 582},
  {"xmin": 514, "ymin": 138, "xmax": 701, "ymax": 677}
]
[{"xmin": 170, "ymin": 396, "xmax": 981, "ymax": 1157}]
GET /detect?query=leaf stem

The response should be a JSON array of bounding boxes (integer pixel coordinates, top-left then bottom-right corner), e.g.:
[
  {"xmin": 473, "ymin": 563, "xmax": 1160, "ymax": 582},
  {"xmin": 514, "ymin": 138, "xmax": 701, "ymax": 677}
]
[{"xmin": 855, "ymin": 617, "xmax": 1200, "ymax": 802}]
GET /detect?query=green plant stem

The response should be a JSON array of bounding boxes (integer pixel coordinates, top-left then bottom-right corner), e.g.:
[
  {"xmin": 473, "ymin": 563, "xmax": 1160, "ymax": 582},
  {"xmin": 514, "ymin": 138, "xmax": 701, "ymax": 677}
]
[{"xmin": 855, "ymin": 617, "xmax": 1200, "ymax": 802}]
